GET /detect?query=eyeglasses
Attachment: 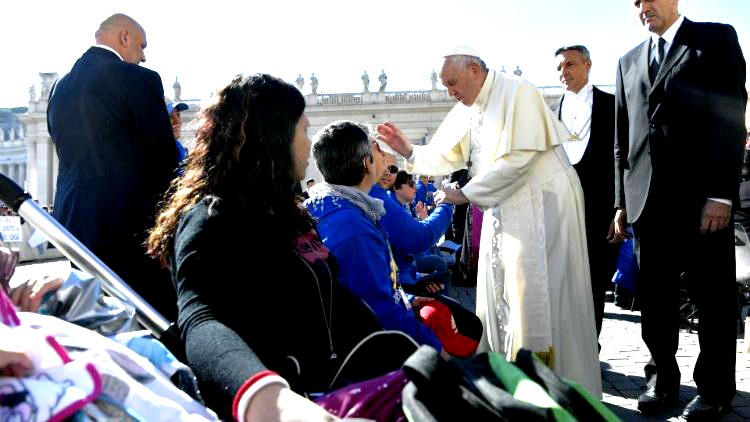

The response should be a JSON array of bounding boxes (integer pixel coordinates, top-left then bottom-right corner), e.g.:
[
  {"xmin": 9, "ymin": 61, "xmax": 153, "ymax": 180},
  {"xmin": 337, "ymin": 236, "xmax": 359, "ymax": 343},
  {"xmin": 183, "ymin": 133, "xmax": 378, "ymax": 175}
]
[{"xmin": 388, "ymin": 165, "xmax": 398, "ymax": 174}]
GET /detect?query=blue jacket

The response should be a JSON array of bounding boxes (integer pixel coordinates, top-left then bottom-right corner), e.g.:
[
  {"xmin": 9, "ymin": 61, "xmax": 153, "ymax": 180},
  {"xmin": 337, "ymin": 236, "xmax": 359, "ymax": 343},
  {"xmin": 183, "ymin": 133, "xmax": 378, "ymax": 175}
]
[
  {"xmin": 414, "ymin": 180, "xmax": 437, "ymax": 207},
  {"xmin": 369, "ymin": 185, "xmax": 453, "ymax": 285},
  {"xmin": 306, "ymin": 190, "xmax": 441, "ymax": 350}
]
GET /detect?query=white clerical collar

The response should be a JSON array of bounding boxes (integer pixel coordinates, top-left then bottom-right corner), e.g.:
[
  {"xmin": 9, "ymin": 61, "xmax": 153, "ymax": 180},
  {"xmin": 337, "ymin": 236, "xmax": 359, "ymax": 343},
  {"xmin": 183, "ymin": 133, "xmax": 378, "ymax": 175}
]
[
  {"xmin": 473, "ymin": 70, "xmax": 496, "ymax": 110},
  {"xmin": 563, "ymin": 81, "xmax": 593, "ymax": 103},
  {"xmin": 651, "ymin": 14, "xmax": 684, "ymax": 48},
  {"xmin": 93, "ymin": 44, "xmax": 124, "ymax": 61}
]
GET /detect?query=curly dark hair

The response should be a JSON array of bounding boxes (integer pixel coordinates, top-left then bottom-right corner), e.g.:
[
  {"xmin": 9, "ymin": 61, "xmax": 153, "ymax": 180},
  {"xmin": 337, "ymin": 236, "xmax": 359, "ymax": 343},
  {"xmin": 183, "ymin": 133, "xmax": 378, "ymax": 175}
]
[{"xmin": 147, "ymin": 74, "xmax": 312, "ymax": 267}]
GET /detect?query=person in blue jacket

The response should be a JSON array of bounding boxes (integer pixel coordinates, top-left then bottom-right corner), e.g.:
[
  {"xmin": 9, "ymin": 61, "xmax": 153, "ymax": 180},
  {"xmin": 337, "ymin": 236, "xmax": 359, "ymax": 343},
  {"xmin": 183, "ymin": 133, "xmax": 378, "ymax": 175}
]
[
  {"xmin": 306, "ymin": 120, "xmax": 445, "ymax": 354},
  {"xmin": 369, "ymin": 170, "xmax": 453, "ymax": 294},
  {"xmin": 414, "ymin": 174, "xmax": 438, "ymax": 213}
]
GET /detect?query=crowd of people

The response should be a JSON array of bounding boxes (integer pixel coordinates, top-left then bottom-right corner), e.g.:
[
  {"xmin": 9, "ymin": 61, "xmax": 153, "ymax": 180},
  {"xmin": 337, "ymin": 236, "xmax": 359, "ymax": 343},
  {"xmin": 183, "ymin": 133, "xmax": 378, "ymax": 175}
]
[{"xmin": 1, "ymin": 1, "xmax": 747, "ymax": 420}]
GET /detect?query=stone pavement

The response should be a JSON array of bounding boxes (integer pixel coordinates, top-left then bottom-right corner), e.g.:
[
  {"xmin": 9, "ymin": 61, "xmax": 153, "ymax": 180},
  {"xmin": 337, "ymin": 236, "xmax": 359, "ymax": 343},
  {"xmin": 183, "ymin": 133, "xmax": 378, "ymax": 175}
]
[
  {"xmin": 12, "ymin": 262, "xmax": 750, "ymax": 421},
  {"xmin": 599, "ymin": 301, "xmax": 750, "ymax": 421},
  {"xmin": 446, "ymin": 284, "xmax": 750, "ymax": 421}
]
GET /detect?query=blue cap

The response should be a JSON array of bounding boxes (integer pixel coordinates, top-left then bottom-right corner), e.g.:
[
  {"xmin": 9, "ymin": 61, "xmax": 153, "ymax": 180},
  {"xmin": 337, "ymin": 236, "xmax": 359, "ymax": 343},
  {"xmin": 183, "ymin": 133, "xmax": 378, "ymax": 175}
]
[{"xmin": 166, "ymin": 101, "xmax": 189, "ymax": 114}]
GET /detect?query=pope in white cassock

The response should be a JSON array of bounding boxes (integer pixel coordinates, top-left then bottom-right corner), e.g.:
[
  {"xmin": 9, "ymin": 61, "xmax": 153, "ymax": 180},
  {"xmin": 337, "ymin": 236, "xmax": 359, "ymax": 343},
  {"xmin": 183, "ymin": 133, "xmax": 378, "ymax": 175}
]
[{"xmin": 377, "ymin": 47, "xmax": 601, "ymax": 397}]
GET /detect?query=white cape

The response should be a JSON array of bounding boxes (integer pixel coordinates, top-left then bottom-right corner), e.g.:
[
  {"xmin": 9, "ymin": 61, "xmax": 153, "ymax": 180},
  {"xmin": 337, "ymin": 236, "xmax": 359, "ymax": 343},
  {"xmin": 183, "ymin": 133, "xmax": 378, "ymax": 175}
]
[{"xmin": 407, "ymin": 71, "xmax": 601, "ymax": 397}]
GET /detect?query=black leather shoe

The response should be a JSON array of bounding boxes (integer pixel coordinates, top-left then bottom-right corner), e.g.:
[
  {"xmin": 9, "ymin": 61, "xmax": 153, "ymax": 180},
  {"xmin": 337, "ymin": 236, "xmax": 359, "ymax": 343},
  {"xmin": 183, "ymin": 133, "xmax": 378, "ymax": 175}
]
[
  {"xmin": 637, "ymin": 386, "xmax": 678, "ymax": 414},
  {"xmin": 681, "ymin": 395, "xmax": 731, "ymax": 421}
]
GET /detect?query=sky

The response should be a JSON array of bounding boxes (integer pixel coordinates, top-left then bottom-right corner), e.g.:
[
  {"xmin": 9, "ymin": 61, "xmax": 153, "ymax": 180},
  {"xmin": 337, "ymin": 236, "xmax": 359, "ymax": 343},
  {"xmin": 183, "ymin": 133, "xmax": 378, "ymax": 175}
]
[{"xmin": 2, "ymin": 0, "xmax": 749, "ymax": 108}]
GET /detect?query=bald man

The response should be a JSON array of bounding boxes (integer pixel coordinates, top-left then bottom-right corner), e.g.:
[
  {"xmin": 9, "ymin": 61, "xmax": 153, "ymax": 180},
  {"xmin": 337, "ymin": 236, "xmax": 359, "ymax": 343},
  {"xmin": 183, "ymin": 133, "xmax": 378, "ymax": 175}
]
[{"xmin": 48, "ymin": 13, "xmax": 179, "ymax": 320}]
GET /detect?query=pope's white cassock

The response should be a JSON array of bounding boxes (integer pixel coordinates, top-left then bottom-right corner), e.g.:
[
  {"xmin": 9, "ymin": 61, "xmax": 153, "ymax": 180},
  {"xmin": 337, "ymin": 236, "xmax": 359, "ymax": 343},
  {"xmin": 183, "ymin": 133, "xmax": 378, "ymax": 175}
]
[{"xmin": 407, "ymin": 69, "xmax": 601, "ymax": 397}]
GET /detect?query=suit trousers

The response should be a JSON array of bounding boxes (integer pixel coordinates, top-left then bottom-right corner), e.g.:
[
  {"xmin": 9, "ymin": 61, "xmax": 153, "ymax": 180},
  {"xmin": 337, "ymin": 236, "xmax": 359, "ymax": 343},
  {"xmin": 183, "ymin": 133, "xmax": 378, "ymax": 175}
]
[
  {"xmin": 633, "ymin": 194, "xmax": 737, "ymax": 401},
  {"xmin": 587, "ymin": 235, "xmax": 619, "ymax": 338},
  {"xmin": 92, "ymin": 240, "xmax": 178, "ymax": 323}
]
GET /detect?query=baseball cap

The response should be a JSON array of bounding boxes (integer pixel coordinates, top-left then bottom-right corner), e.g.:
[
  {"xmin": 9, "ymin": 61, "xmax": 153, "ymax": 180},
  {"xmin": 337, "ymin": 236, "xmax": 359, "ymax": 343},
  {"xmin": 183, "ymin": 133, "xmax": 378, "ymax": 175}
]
[
  {"xmin": 166, "ymin": 100, "xmax": 189, "ymax": 114},
  {"xmin": 418, "ymin": 300, "xmax": 479, "ymax": 358}
]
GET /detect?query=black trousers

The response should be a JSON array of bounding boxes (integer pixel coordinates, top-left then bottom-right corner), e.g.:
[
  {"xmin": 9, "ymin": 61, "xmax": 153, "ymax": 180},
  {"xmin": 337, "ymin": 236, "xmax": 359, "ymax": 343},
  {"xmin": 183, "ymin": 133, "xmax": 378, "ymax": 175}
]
[
  {"xmin": 633, "ymin": 194, "xmax": 737, "ymax": 402},
  {"xmin": 587, "ymin": 232, "xmax": 619, "ymax": 337}
]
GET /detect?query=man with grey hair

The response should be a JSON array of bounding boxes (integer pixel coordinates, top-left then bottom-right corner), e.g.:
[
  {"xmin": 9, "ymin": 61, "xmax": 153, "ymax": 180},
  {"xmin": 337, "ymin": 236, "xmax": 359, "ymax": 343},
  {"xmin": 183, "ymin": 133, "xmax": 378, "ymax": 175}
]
[
  {"xmin": 614, "ymin": 0, "xmax": 746, "ymax": 418},
  {"xmin": 377, "ymin": 47, "xmax": 601, "ymax": 396},
  {"xmin": 48, "ymin": 13, "xmax": 179, "ymax": 320},
  {"xmin": 550, "ymin": 45, "xmax": 621, "ymax": 345}
]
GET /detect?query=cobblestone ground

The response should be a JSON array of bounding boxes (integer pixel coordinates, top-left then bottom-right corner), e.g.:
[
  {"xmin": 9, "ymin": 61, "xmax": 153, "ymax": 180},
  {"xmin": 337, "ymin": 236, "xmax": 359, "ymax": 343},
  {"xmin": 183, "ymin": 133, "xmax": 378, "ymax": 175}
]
[
  {"xmin": 446, "ymin": 284, "xmax": 750, "ymax": 421},
  {"xmin": 600, "ymin": 302, "xmax": 750, "ymax": 421}
]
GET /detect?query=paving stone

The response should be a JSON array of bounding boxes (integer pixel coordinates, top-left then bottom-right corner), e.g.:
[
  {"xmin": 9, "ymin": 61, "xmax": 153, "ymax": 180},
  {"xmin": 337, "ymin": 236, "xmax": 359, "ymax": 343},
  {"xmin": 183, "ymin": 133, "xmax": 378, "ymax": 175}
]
[{"xmin": 600, "ymin": 302, "xmax": 750, "ymax": 421}]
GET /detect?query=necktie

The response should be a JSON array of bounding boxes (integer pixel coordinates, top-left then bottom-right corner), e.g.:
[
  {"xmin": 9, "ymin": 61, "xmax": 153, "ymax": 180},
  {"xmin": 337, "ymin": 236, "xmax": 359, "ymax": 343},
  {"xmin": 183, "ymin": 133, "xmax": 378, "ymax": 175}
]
[{"xmin": 649, "ymin": 37, "xmax": 666, "ymax": 83}]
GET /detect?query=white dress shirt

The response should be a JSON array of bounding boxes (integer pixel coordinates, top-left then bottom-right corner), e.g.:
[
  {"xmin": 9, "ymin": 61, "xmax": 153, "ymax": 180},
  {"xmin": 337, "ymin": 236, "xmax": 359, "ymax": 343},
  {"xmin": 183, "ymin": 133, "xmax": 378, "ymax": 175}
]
[
  {"xmin": 92, "ymin": 44, "xmax": 123, "ymax": 61},
  {"xmin": 560, "ymin": 81, "xmax": 593, "ymax": 165},
  {"xmin": 650, "ymin": 14, "xmax": 684, "ymax": 65}
]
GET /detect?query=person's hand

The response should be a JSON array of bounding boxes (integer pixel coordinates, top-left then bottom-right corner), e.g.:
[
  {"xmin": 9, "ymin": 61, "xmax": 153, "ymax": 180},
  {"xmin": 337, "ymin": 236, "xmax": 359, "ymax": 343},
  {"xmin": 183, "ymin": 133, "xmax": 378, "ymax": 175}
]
[
  {"xmin": 441, "ymin": 180, "xmax": 460, "ymax": 190},
  {"xmin": 10, "ymin": 276, "xmax": 64, "ymax": 312},
  {"xmin": 608, "ymin": 211, "xmax": 628, "ymax": 243},
  {"xmin": 611, "ymin": 208, "xmax": 628, "ymax": 242},
  {"xmin": 411, "ymin": 296, "xmax": 437, "ymax": 310},
  {"xmin": 376, "ymin": 122, "xmax": 413, "ymax": 158},
  {"xmin": 416, "ymin": 280, "xmax": 444, "ymax": 294},
  {"xmin": 434, "ymin": 186, "xmax": 469, "ymax": 206},
  {"xmin": 701, "ymin": 199, "xmax": 732, "ymax": 234},
  {"xmin": 0, "ymin": 337, "xmax": 33, "ymax": 377},
  {"xmin": 0, "ymin": 244, "xmax": 19, "ymax": 293},
  {"xmin": 244, "ymin": 384, "xmax": 338, "ymax": 422},
  {"xmin": 415, "ymin": 201, "xmax": 428, "ymax": 220},
  {"xmin": 439, "ymin": 347, "xmax": 452, "ymax": 361}
]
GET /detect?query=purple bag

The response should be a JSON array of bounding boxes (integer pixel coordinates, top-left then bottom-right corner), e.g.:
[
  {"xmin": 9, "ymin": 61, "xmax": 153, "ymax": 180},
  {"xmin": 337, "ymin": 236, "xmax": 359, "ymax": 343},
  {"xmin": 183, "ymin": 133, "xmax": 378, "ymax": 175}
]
[{"xmin": 314, "ymin": 369, "xmax": 408, "ymax": 422}]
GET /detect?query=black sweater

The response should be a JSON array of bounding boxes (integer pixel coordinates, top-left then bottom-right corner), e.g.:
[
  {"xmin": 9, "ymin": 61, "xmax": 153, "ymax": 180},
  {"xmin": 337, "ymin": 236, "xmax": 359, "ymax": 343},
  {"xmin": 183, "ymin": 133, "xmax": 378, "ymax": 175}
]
[{"xmin": 171, "ymin": 196, "xmax": 379, "ymax": 418}]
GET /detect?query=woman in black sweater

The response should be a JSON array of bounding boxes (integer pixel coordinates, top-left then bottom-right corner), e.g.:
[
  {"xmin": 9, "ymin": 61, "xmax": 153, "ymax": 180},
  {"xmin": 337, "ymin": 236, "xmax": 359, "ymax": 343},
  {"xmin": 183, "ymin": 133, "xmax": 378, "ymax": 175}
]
[{"xmin": 147, "ymin": 74, "xmax": 383, "ymax": 421}]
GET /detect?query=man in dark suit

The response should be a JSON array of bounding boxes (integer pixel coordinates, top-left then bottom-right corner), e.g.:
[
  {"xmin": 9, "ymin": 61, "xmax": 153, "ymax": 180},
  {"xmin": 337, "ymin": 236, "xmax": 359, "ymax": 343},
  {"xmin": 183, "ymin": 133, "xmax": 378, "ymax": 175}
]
[
  {"xmin": 550, "ymin": 45, "xmax": 621, "ymax": 343},
  {"xmin": 614, "ymin": 0, "xmax": 747, "ymax": 418},
  {"xmin": 47, "ymin": 14, "xmax": 178, "ymax": 320}
]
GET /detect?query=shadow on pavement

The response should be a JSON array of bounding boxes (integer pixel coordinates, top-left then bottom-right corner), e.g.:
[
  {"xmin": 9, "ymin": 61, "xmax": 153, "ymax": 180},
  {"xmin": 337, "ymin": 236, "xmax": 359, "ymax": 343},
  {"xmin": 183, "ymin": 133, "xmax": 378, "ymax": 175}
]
[
  {"xmin": 603, "ymin": 369, "xmax": 692, "ymax": 421},
  {"xmin": 603, "ymin": 311, "xmax": 642, "ymax": 324},
  {"xmin": 602, "ymin": 368, "xmax": 749, "ymax": 421}
]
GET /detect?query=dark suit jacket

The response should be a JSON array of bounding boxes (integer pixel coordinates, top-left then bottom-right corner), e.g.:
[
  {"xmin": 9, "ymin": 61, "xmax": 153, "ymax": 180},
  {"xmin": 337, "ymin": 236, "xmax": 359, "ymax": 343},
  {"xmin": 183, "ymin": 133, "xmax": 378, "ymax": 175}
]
[
  {"xmin": 551, "ymin": 86, "xmax": 616, "ymax": 241},
  {"xmin": 48, "ymin": 47, "xmax": 177, "ymax": 267},
  {"xmin": 614, "ymin": 19, "xmax": 747, "ymax": 223}
]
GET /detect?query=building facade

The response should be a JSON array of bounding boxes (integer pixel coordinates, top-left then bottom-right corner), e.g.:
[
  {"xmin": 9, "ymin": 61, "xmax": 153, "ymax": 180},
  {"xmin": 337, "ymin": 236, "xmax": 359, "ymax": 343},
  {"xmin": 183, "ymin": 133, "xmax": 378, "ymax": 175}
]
[{"xmin": 4, "ymin": 72, "xmax": 745, "ymax": 207}]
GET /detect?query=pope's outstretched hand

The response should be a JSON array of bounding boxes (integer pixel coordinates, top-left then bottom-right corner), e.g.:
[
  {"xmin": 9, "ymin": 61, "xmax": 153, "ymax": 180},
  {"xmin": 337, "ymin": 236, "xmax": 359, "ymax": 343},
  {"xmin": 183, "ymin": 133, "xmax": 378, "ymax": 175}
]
[
  {"xmin": 376, "ymin": 122, "xmax": 413, "ymax": 158},
  {"xmin": 434, "ymin": 186, "xmax": 469, "ymax": 206}
]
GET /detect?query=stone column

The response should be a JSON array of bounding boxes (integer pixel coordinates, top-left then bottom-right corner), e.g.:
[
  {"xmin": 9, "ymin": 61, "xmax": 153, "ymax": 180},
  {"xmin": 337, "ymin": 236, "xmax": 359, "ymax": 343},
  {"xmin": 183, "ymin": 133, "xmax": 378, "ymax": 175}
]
[
  {"xmin": 10, "ymin": 164, "xmax": 19, "ymax": 185},
  {"xmin": 19, "ymin": 164, "xmax": 26, "ymax": 191},
  {"xmin": 35, "ymin": 137, "xmax": 55, "ymax": 205},
  {"xmin": 51, "ymin": 148, "xmax": 59, "ymax": 204},
  {"xmin": 26, "ymin": 137, "xmax": 38, "ymax": 200}
]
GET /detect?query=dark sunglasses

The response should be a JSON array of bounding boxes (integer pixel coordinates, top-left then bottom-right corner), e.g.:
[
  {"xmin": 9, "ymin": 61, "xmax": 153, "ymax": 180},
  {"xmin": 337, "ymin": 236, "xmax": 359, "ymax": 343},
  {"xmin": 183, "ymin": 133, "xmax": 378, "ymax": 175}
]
[{"xmin": 388, "ymin": 165, "xmax": 399, "ymax": 174}]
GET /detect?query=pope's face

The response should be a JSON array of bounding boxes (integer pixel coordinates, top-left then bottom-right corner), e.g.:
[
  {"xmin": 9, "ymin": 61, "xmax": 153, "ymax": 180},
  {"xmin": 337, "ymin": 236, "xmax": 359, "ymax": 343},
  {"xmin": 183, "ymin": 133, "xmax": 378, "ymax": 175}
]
[
  {"xmin": 556, "ymin": 50, "xmax": 591, "ymax": 94},
  {"xmin": 440, "ymin": 60, "xmax": 484, "ymax": 106},
  {"xmin": 634, "ymin": 0, "xmax": 679, "ymax": 36}
]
